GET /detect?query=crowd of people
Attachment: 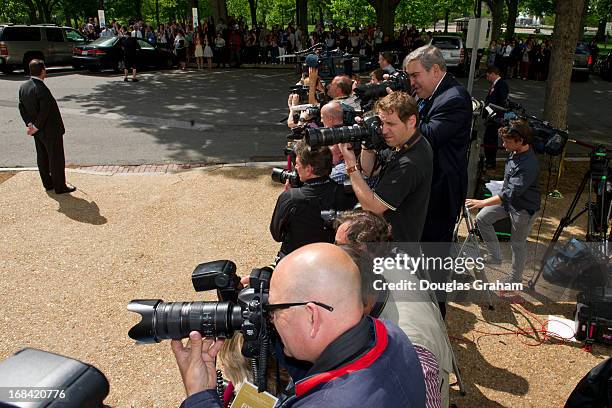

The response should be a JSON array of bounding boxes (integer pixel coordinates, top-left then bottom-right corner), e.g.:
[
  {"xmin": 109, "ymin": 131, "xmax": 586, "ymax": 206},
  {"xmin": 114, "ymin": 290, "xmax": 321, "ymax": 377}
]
[{"xmin": 77, "ymin": 15, "xmax": 449, "ymax": 69}]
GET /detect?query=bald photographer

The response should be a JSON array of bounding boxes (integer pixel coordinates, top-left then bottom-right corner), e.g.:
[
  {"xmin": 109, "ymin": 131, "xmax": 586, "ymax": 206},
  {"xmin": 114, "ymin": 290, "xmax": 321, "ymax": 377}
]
[{"xmin": 172, "ymin": 243, "xmax": 427, "ymax": 408}]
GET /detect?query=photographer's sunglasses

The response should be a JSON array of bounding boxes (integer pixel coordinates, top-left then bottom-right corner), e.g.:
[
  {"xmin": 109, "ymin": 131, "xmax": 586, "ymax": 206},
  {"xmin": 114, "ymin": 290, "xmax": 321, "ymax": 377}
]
[{"xmin": 265, "ymin": 301, "xmax": 334, "ymax": 313}]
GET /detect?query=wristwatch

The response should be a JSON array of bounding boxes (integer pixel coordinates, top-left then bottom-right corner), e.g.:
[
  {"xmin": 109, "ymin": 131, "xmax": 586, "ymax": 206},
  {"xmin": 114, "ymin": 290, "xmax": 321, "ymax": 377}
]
[{"xmin": 346, "ymin": 163, "xmax": 362, "ymax": 175}]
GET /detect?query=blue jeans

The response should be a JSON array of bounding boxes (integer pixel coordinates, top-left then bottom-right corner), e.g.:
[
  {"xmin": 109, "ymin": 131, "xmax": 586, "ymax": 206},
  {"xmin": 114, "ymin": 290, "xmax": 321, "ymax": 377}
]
[{"xmin": 476, "ymin": 204, "xmax": 537, "ymax": 282}]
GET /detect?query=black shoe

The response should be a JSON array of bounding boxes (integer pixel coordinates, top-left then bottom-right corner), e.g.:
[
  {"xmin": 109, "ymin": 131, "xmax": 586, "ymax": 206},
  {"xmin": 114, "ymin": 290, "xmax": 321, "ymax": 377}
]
[
  {"xmin": 132, "ymin": 78, "xmax": 139, "ymax": 82},
  {"xmin": 483, "ymin": 254, "xmax": 502, "ymax": 265},
  {"xmin": 55, "ymin": 185, "xmax": 76, "ymax": 194},
  {"xmin": 124, "ymin": 77, "xmax": 128, "ymax": 82}
]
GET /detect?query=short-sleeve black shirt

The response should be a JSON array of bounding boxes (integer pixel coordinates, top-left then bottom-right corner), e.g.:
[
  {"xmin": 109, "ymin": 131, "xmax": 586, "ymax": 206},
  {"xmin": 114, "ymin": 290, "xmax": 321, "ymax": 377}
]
[{"xmin": 374, "ymin": 134, "xmax": 433, "ymax": 242}]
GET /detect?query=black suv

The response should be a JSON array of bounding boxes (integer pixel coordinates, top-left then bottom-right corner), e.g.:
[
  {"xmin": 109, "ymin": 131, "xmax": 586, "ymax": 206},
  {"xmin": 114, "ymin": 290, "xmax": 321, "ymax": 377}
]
[{"xmin": 0, "ymin": 24, "xmax": 87, "ymax": 73}]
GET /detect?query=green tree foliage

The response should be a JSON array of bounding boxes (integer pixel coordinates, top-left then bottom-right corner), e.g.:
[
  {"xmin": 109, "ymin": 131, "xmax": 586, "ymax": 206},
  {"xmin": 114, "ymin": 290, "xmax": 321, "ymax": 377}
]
[
  {"xmin": 0, "ymin": 0, "xmax": 30, "ymax": 23},
  {"xmin": 519, "ymin": 0, "xmax": 555, "ymax": 16},
  {"xmin": 396, "ymin": 0, "xmax": 472, "ymax": 29},
  {"xmin": 328, "ymin": 0, "xmax": 375, "ymax": 27}
]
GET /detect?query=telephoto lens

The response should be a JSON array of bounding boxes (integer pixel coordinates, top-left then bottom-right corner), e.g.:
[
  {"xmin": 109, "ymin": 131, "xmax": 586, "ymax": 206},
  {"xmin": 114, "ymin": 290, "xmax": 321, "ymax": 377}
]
[
  {"xmin": 127, "ymin": 299, "xmax": 243, "ymax": 343},
  {"xmin": 270, "ymin": 168, "xmax": 300, "ymax": 187},
  {"xmin": 305, "ymin": 116, "xmax": 384, "ymax": 150},
  {"xmin": 305, "ymin": 124, "xmax": 369, "ymax": 148}
]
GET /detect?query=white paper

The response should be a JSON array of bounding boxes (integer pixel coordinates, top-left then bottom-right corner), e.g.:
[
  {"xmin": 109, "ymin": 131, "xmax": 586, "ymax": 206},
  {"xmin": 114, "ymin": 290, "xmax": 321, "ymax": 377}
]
[
  {"xmin": 547, "ymin": 315, "xmax": 577, "ymax": 342},
  {"xmin": 485, "ymin": 180, "xmax": 504, "ymax": 197}
]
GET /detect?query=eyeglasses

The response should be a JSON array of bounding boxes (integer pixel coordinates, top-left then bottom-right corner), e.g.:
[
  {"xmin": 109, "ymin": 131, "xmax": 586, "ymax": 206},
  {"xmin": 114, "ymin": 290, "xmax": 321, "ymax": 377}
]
[{"xmin": 265, "ymin": 301, "xmax": 334, "ymax": 314}]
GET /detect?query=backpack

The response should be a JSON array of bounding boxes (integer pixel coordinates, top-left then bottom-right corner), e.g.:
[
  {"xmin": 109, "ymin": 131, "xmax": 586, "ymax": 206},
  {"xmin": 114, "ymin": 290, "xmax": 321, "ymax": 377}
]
[{"xmin": 565, "ymin": 357, "xmax": 612, "ymax": 408}]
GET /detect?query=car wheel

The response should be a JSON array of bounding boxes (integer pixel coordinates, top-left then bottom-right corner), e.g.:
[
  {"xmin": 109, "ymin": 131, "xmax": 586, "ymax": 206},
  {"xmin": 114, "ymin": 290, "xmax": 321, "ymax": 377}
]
[{"xmin": 0, "ymin": 65, "xmax": 12, "ymax": 74}]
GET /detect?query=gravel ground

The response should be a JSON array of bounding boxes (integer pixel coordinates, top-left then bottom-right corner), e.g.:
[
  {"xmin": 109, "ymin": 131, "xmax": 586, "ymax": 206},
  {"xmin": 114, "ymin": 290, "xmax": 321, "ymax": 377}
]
[{"xmin": 1, "ymin": 165, "xmax": 610, "ymax": 408}]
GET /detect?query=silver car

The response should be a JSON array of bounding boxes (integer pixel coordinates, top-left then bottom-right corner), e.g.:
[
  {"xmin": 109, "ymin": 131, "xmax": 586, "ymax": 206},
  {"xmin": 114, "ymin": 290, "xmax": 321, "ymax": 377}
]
[
  {"xmin": 0, "ymin": 24, "xmax": 87, "ymax": 74},
  {"xmin": 429, "ymin": 35, "xmax": 468, "ymax": 76}
]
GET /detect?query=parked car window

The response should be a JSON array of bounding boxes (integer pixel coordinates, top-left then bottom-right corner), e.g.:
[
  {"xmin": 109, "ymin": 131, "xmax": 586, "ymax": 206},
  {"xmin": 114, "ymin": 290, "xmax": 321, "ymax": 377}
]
[
  {"xmin": 45, "ymin": 28, "xmax": 64, "ymax": 42},
  {"xmin": 137, "ymin": 39, "xmax": 154, "ymax": 50},
  {"xmin": 1, "ymin": 27, "xmax": 42, "ymax": 41},
  {"xmin": 575, "ymin": 43, "xmax": 590, "ymax": 55},
  {"xmin": 431, "ymin": 37, "xmax": 461, "ymax": 49},
  {"xmin": 65, "ymin": 29, "xmax": 85, "ymax": 43}
]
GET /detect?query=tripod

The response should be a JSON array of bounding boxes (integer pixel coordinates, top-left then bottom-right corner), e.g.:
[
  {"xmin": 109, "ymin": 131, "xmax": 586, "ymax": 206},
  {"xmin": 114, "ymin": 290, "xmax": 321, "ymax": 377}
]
[
  {"xmin": 529, "ymin": 145, "xmax": 611, "ymax": 289},
  {"xmin": 453, "ymin": 204, "xmax": 495, "ymax": 310}
]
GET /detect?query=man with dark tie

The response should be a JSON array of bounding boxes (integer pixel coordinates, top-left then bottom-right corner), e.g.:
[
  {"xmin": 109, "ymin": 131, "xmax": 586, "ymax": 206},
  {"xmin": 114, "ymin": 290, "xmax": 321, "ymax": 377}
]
[
  {"xmin": 483, "ymin": 65, "xmax": 509, "ymax": 169},
  {"xmin": 18, "ymin": 59, "xmax": 76, "ymax": 194},
  {"xmin": 403, "ymin": 45, "xmax": 472, "ymax": 318}
]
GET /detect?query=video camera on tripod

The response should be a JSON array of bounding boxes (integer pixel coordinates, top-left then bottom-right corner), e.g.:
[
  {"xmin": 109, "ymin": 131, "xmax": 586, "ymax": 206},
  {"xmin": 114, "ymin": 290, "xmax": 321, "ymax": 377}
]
[
  {"xmin": 290, "ymin": 43, "xmax": 356, "ymax": 80},
  {"xmin": 128, "ymin": 260, "xmax": 276, "ymax": 392},
  {"xmin": 484, "ymin": 100, "xmax": 569, "ymax": 156}
]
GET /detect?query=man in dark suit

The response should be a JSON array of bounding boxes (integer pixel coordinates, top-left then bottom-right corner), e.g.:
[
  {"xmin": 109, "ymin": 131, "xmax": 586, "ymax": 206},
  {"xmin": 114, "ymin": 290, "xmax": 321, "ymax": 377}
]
[
  {"xmin": 403, "ymin": 45, "xmax": 473, "ymax": 318},
  {"xmin": 404, "ymin": 45, "xmax": 472, "ymax": 244},
  {"xmin": 18, "ymin": 59, "xmax": 75, "ymax": 194},
  {"xmin": 483, "ymin": 65, "xmax": 509, "ymax": 169},
  {"xmin": 483, "ymin": 66, "xmax": 510, "ymax": 169}
]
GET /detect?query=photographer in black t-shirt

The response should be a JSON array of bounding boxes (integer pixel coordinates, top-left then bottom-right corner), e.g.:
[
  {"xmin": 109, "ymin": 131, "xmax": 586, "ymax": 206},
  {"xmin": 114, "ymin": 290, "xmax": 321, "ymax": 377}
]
[
  {"xmin": 270, "ymin": 139, "xmax": 356, "ymax": 258},
  {"xmin": 339, "ymin": 92, "xmax": 433, "ymax": 242}
]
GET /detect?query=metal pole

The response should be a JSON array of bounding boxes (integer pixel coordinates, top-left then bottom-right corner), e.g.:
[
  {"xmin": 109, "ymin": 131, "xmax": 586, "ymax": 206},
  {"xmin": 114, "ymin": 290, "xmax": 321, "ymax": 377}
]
[{"xmin": 466, "ymin": 1, "xmax": 482, "ymax": 95}]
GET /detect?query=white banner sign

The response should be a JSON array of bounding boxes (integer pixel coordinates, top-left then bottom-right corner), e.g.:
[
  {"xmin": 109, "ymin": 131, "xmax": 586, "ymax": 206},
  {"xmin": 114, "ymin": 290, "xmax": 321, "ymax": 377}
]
[
  {"xmin": 98, "ymin": 10, "xmax": 106, "ymax": 28},
  {"xmin": 192, "ymin": 8, "xmax": 199, "ymax": 27}
]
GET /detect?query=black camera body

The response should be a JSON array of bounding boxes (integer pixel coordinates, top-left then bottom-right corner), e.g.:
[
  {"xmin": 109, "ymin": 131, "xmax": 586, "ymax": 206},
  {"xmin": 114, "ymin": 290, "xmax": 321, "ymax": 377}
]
[
  {"xmin": 128, "ymin": 261, "xmax": 274, "ymax": 391},
  {"xmin": 354, "ymin": 71, "xmax": 411, "ymax": 112},
  {"xmin": 289, "ymin": 85, "xmax": 310, "ymax": 104},
  {"xmin": 271, "ymin": 167, "xmax": 301, "ymax": 188}
]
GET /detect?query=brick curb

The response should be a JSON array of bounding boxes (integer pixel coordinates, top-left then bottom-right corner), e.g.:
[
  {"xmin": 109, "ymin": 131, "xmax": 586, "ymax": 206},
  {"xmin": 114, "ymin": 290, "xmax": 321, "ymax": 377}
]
[{"xmin": 0, "ymin": 161, "xmax": 287, "ymax": 175}]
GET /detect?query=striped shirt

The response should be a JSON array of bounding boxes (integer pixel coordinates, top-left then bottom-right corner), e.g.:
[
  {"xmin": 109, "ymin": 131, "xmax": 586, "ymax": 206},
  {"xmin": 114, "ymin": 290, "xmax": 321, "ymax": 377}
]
[{"xmin": 414, "ymin": 345, "xmax": 441, "ymax": 408}]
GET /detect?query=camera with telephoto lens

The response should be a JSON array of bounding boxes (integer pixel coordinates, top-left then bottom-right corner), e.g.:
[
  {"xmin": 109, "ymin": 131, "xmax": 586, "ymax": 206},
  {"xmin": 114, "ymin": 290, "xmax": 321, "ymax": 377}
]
[
  {"xmin": 128, "ymin": 260, "xmax": 275, "ymax": 392},
  {"xmin": 305, "ymin": 115, "xmax": 386, "ymax": 151},
  {"xmin": 353, "ymin": 71, "xmax": 411, "ymax": 112},
  {"xmin": 271, "ymin": 167, "xmax": 301, "ymax": 187}
]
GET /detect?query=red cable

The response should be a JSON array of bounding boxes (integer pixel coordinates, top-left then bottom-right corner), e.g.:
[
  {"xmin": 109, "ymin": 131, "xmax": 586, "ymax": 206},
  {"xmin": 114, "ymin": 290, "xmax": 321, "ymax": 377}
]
[{"xmin": 450, "ymin": 304, "xmax": 577, "ymax": 348}]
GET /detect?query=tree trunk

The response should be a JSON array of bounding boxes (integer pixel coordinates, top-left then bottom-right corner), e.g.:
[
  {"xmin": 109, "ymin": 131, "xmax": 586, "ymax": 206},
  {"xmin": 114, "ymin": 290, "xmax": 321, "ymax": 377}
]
[
  {"xmin": 505, "ymin": 0, "xmax": 518, "ymax": 40},
  {"xmin": 23, "ymin": 0, "xmax": 39, "ymax": 24},
  {"xmin": 543, "ymin": 0, "xmax": 586, "ymax": 130},
  {"xmin": 99, "ymin": 0, "xmax": 104, "ymax": 10},
  {"xmin": 209, "ymin": 0, "xmax": 229, "ymax": 25},
  {"xmin": 134, "ymin": 0, "xmax": 143, "ymax": 20},
  {"xmin": 444, "ymin": 9, "xmax": 449, "ymax": 33},
  {"xmin": 248, "ymin": 0, "xmax": 257, "ymax": 27},
  {"xmin": 296, "ymin": 0, "xmax": 308, "ymax": 35},
  {"xmin": 155, "ymin": 0, "xmax": 160, "ymax": 26},
  {"xmin": 367, "ymin": 0, "xmax": 401, "ymax": 38},
  {"xmin": 595, "ymin": 17, "xmax": 607, "ymax": 41},
  {"xmin": 486, "ymin": 0, "xmax": 504, "ymax": 41},
  {"xmin": 578, "ymin": 0, "xmax": 589, "ymax": 40},
  {"xmin": 318, "ymin": 5, "xmax": 323, "ymax": 25}
]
